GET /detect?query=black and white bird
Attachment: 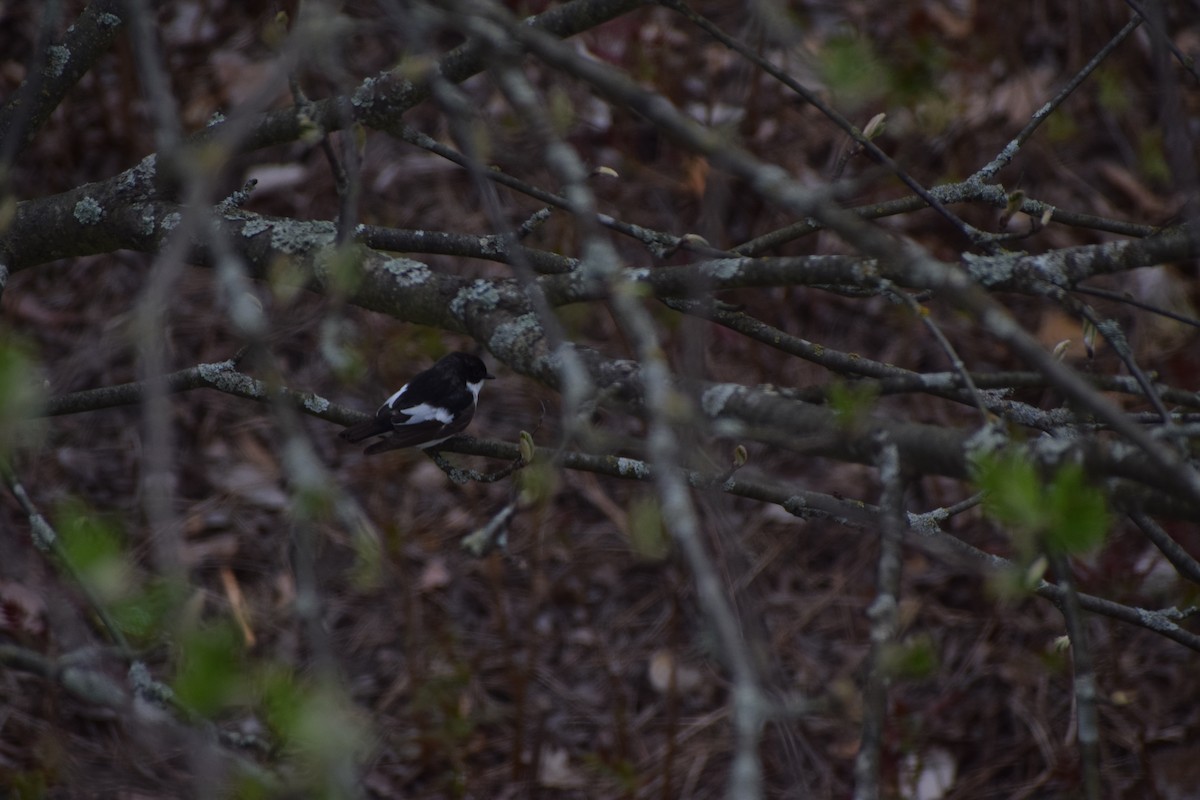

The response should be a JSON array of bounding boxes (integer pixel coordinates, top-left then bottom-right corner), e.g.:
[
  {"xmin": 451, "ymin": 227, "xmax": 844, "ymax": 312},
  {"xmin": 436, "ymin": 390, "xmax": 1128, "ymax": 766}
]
[{"xmin": 339, "ymin": 352, "xmax": 495, "ymax": 454}]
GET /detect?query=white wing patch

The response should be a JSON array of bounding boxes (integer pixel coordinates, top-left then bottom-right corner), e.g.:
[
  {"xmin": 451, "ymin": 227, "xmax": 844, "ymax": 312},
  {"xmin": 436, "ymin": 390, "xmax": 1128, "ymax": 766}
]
[
  {"xmin": 381, "ymin": 383, "xmax": 409, "ymax": 411},
  {"xmin": 398, "ymin": 402, "xmax": 455, "ymax": 425}
]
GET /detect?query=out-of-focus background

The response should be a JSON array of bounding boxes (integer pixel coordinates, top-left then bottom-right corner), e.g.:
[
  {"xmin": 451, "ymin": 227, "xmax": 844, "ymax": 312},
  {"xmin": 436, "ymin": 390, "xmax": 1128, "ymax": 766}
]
[{"xmin": 2, "ymin": 1, "xmax": 1199, "ymax": 797}]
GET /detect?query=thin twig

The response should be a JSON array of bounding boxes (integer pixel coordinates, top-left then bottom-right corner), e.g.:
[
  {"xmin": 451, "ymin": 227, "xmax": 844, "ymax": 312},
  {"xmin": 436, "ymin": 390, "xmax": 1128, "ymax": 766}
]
[
  {"xmin": 390, "ymin": 122, "xmax": 733, "ymax": 260},
  {"xmin": 470, "ymin": 5, "xmax": 772, "ymax": 796},
  {"xmin": 1, "ymin": 461, "xmax": 132, "ymax": 654},
  {"xmin": 853, "ymin": 437, "xmax": 905, "ymax": 800},
  {"xmin": 1125, "ymin": 0, "xmax": 1200, "ymax": 84},
  {"xmin": 663, "ymin": 0, "xmax": 986, "ymax": 247},
  {"xmin": 1047, "ymin": 551, "xmax": 1102, "ymax": 800},
  {"xmin": 885, "ymin": 287, "xmax": 991, "ymax": 422},
  {"xmin": 356, "ymin": 223, "xmax": 577, "ymax": 274},
  {"xmin": 480, "ymin": 0, "xmax": 1200, "ymax": 508},
  {"xmin": 1072, "ymin": 284, "xmax": 1200, "ymax": 330},
  {"xmin": 974, "ymin": 15, "xmax": 1142, "ymax": 181},
  {"xmin": 735, "ymin": 186, "xmax": 1156, "ymax": 256},
  {"xmin": 1129, "ymin": 511, "xmax": 1200, "ymax": 586},
  {"xmin": 1039, "ymin": 282, "xmax": 1174, "ymax": 424},
  {"xmin": 0, "ymin": 0, "xmax": 122, "ymax": 164}
]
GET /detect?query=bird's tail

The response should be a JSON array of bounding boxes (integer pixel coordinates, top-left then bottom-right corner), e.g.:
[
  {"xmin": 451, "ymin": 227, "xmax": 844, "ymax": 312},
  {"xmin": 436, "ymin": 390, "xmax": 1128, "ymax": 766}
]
[{"xmin": 339, "ymin": 417, "xmax": 390, "ymax": 443}]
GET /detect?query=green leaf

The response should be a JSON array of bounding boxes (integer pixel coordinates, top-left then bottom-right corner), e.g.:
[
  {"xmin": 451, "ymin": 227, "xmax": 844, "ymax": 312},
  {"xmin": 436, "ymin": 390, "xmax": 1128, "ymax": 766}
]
[
  {"xmin": 1044, "ymin": 463, "xmax": 1109, "ymax": 554},
  {"xmin": 172, "ymin": 622, "xmax": 247, "ymax": 716},
  {"xmin": 267, "ymin": 254, "xmax": 308, "ymax": 304},
  {"xmin": 519, "ymin": 430, "xmax": 536, "ymax": 464},
  {"xmin": 258, "ymin": 662, "xmax": 307, "ymax": 738},
  {"xmin": 628, "ymin": 493, "xmax": 670, "ymax": 561},
  {"xmin": 288, "ymin": 684, "xmax": 370, "ymax": 769},
  {"xmin": 828, "ymin": 379, "xmax": 879, "ymax": 433},
  {"xmin": 973, "ymin": 451, "xmax": 1044, "ymax": 532},
  {"xmin": 1045, "ymin": 111, "xmax": 1079, "ymax": 144},
  {"xmin": 56, "ymin": 500, "xmax": 132, "ymax": 604},
  {"xmin": 349, "ymin": 523, "xmax": 384, "ymax": 591},
  {"xmin": 548, "ymin": 85, "xmax": 575, "ymax": 136},
  {"xmin": 732, "ymin": 444, "xmax": 748, "ymax": 467},
  {"xmin": 318, "ymin": 243, "xmax": 366, "ymax": 298},
  {"xmin": 1095, "ymin": 66, "xmax": 1130, "ymax": 114},
  {"xmin": 1137, "ymin": 130, "xmax": 1170, "ymax": 185},
  {"xmin": 881, "ymin": 634, "xmax": 939, "ymax": 679},
  {"xmin": 819, "ymin": 34, "xmax": 887, "ymax": 108},
  {"xmin": 0, "ymin": 336, "xmax": 46, "ymax": 457},
  {"xmin": 987, "ymin": 557, "xmax": 1047, "ymax": 601},
  {"xmin": 5, "ymin": 770, "xmax": 50, "ymax": 800},
  {"xmin": 517, "ymin": 461, "xmax": 559, "ymax": 508},
  {"xmin": 973, "ymin": 452, "xmax": 1109, "ymax": 555},
  {"xmin": 111, "ymin": 579, "xmax": 180, "ymax": 643}
]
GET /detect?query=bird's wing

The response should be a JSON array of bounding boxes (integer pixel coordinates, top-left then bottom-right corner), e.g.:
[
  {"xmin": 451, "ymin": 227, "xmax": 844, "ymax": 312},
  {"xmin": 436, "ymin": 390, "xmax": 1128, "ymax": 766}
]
[
  {"xmin": 393, "ymin": 401, "xmax": 456, "ymax": 425},
  {"xmin": 363, "ymin": 404, "xmax": 476, "ymax": 453},
  {"xmin": 339, "ymin": 415, "xmax": 393, "ymax": 443},
  {"xmin": 340, "ymin": 381, "xmax": 413, "ymax": 443}
]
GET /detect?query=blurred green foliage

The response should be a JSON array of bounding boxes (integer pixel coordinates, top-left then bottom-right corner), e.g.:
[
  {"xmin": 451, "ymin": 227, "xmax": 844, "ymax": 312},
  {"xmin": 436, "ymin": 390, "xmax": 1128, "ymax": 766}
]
[
  {"xmin": 1095, "ymin": 66, "xmax": 1131, "ymax": 114},
  {"xmin": 55, "ymin": 499, "xmax": 132, "ymax": 605},
  {"xmin": 819, "ymin": 31, "xmax": 948, "ymax": 111},
  {"xmin": 320, "ymin": 243, "xmax": 366, "ymax": 299},
  {"xmin": 1046, "ymin": 111, "xmax": 1080, "ymax": 144},
  {"xmin": 518, "ymin": 459, "xmax": 560, "ymax": 508},
  {"xmin": 0, "ymin": 335, "xmax": 45, "ymax": 458},
  {"xmin": 881, "ymin": 633, "xmax": 939, "ymax": 680},
  {"xmin": 828, "ymin": 378, "xmax": 879, "ymax": 433},
  {"xmin": 974, "ymin": 450, "xmax": 1110, "ymax": 558},
  {"xmin": 111, "ymin": 578, "xmax": 180, "ymax": 644},
  {"xmin": 3, "ymin": 769, "xmax": 50, "ymax": 800},
  {"xmin": 628, "ymin": 492, "xmax": 670, "ymax": 561},
  {"xmin": 820, "ymin": 34, "xmax": 889, "ymax": 108},
  {"xmin": 172, "ymin": 621, "xmax": 248, "ymax": 716},
  {"xmin": 1137, "ymin": 130, "xmax": 1170, "ymax": 186}
]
